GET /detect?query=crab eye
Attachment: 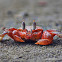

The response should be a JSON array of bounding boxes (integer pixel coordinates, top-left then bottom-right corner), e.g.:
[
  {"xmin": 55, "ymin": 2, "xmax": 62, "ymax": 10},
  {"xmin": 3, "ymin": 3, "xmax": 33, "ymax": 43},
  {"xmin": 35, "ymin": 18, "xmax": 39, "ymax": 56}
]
[
  {"xmin": 31, "ymin": 29, "xmax": 32, "ymax": 33},
  {"xmin": 22, "ymin": 20, "xmax": 25, "ymax": 30},
  {"xmin": 33, "ymin": 20, "xmax": 36, "ymax": 30}
]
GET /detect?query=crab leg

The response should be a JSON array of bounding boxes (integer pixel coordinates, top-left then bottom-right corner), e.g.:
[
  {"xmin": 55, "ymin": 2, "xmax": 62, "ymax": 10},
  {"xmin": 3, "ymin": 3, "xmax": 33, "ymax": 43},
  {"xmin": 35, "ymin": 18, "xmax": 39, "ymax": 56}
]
[
  {"xmin": 0, "ymin": 31, "xmax": 8, "ymax": 41},
  {"xmin": 47, "ymin": 29, "xmax": 62, "ymax": 38},
  {"xmin": 0, "ymin": 28, "xmax": 17, "ymax": 41},
  {"xmin": 35, "ymin": 29, "xmax": 62, "ymax": 45},
  {"xmin": 0, "ymin": 28, "xmax": 24, "ymax": 42}
]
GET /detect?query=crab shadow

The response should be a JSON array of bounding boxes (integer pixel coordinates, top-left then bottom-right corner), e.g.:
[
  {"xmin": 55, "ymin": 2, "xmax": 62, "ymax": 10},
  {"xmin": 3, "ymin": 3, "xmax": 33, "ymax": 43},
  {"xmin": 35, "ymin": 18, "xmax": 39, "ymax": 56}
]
[
  {"xmin": 1, "ymin": 39, "xmax": 37, "ymax": 46},
  {"xmin": 1, "ymin": 39, "xmax": 62, "ymax": 47}
]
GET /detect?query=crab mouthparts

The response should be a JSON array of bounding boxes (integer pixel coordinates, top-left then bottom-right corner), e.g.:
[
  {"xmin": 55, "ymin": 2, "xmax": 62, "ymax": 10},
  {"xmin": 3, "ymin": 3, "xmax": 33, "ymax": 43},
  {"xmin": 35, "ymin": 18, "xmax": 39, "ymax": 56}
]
[{"xmin": 26, "ymin": 32, "xmax": 32, "ymax": 39}]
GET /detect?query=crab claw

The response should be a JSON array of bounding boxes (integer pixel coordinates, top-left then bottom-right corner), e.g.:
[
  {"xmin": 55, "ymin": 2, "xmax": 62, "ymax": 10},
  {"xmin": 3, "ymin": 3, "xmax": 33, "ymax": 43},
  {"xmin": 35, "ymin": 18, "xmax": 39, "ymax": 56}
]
[
  {"xmin": 12, "ymin": 35, "xmax": 24, "ymax": 42},
  {"xmin": 35, "ymin": 29, "xmax": 62, "ymax": 45},
  {"xmin": 35, "ymin": 39, "xmax": 52, "ymax": 45}
]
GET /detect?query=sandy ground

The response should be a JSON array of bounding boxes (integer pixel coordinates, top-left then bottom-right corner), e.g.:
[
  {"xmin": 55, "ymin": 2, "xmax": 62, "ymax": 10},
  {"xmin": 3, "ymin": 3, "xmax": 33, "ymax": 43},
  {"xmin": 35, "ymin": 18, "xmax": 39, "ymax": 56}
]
[{"xmin": 0, "ymin": 0, "xmax": 62, "ymax": 62}]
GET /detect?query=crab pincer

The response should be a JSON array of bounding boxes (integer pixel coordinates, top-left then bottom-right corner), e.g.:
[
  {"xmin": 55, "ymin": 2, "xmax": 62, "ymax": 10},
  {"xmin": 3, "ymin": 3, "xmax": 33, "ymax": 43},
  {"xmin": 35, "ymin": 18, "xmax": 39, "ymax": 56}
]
[{"xmin": 35, "ymin": 29, "xmax": 62, "ymax": 45}]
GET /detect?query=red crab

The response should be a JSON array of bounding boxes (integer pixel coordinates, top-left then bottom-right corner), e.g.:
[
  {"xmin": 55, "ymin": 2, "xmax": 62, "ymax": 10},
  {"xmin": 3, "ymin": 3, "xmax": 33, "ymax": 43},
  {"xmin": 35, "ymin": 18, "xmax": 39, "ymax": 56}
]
[{"xmin": 0, "ymin": 20, "xmax": 62, "ymax": 45}]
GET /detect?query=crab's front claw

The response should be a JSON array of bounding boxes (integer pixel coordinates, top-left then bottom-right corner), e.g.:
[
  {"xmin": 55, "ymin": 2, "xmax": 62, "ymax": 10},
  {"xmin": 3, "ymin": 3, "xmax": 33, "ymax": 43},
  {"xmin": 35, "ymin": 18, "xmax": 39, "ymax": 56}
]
[
  {"xmin": 35, "ymin": 39, "xmax": 52, "ymax": 45},
  {"xmin": 13, "ymin": 35, "xmax": 24, "ymax": 42}
]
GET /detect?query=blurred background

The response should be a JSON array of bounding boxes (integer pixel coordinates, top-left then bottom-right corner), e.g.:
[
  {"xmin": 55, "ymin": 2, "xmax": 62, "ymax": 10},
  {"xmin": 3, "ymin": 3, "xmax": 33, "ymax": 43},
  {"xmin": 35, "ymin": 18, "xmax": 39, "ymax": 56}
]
[{"xmin": 0, "ymin": 0, "xmax": 62, "ymax": 30}]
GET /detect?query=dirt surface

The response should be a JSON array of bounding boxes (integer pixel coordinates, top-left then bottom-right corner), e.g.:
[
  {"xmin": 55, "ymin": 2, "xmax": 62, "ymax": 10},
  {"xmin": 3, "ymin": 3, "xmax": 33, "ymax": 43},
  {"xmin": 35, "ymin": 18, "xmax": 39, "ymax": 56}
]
[{"xmin": 0, "ymin": 0, "xmax": 62, "ymax": 62}]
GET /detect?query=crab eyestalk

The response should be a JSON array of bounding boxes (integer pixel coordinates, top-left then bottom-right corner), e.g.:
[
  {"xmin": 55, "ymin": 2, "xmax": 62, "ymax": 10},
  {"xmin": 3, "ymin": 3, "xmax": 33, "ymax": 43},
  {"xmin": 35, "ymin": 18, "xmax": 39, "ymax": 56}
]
[
  {"xmin": 33, "ymin": 20, "xmax": 36, "ymax": 30},
  {"xmin": 31, "ymin": 29, "xmax": 32, "ymax": 33},
  {"xmin": 22, "ymin": 20, "xmax": 25, "ymax": 30}
]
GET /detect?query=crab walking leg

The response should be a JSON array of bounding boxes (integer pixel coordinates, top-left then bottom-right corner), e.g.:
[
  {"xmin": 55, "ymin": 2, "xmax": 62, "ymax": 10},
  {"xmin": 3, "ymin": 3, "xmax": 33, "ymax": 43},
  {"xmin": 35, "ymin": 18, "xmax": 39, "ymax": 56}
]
[
  {"xmin": 35, "ymin": 30, "xmax": 62, "ymax": 45},
  {"xmin": 0, "ymin": 31, "xmax": 8, "ymax": 41},
  {"xmin": 47, "ymin": 29, "xmax": 62, "ymax": 38},
  {"xmin": 0, "ymin": 28, "xmax": 17, "ymax": 41},
  {"xmin": 57, "ymin": 34, "xmax": 62, "ymax": 38},
  {"xmin": 0, "ymin": 28, "xmax": 24, "ymax": 42}
]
